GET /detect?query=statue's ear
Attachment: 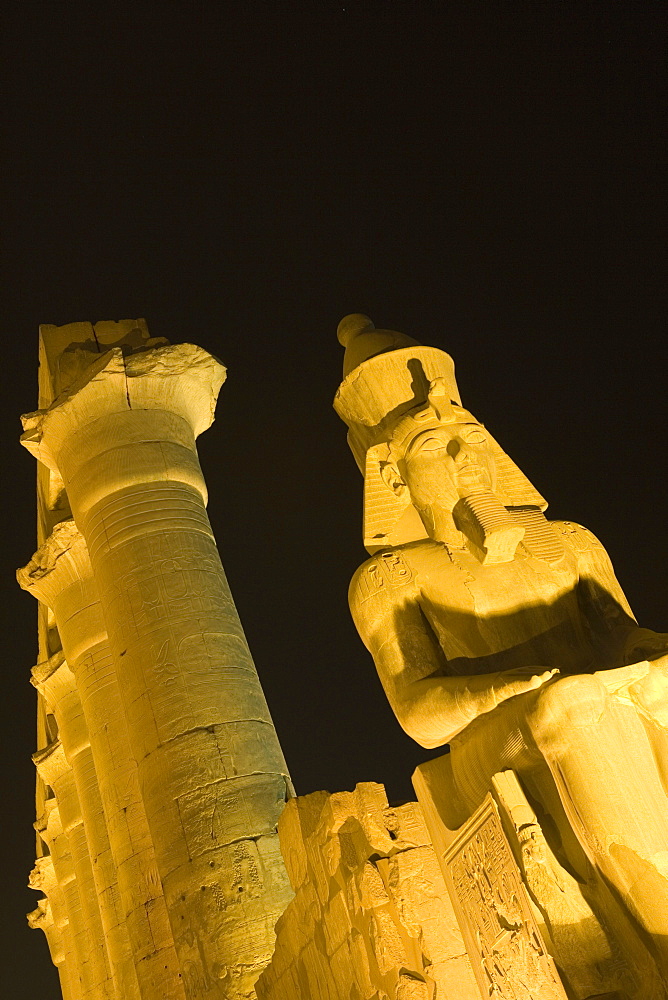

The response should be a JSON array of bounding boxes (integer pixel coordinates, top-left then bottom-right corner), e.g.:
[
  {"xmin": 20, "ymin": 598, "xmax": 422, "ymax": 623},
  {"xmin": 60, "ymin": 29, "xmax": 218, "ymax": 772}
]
[
  {"xmin": 363, "ymin": 445, "xmax": 426, "ymax": 553},
  {"xmin": 380, "ymin": 461, "xmax": 410, "ymax": 503}
]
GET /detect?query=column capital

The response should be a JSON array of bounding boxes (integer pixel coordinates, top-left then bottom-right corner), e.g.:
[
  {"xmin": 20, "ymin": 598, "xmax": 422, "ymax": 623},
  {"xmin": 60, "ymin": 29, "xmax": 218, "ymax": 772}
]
[
  {"xmin": 27, "ymin": 899, "xmax": 67, "ymax": 972},
  {"xmin": 29, "ymin": 855, "xmax": 58, "ymax": 895},
  {"xmin": 17, "ymin": 520, "xmax": 91, "ymax": 608},
  {"xmin": 21, "ymin": 343, "xmax": 226, "ymax": 474},
  {"xmin": 31, "ymin": 651, "xmax": 77, "ymax": 710},
  {"xmin": 33, "ymin": 740, "xmax": 69, "ymax": 788},
  {"xmin": 35, "ymin": 797, "xmax": 61, "ymax": 839},
  {"xmin": 27, "ymin": 897, "xmax": 53, "ymax": 930},
  {"xmin": 18, "ymin": 521, "xmax": 107, "ymax": 663}
]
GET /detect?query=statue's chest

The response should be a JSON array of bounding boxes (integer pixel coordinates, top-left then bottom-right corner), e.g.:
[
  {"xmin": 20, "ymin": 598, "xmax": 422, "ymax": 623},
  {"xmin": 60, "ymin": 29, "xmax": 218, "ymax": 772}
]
[
  {"xmin": 418, "ymin": 545, "xmax": 577, "ymax": 609},
  {"xmin": 416, "ymin": 545, "xmax": 582, "ymax": 659}
]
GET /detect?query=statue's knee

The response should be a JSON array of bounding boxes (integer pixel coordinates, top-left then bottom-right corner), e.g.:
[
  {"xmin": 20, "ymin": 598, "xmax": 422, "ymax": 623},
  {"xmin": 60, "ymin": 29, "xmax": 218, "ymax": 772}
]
[{"xmin": 529, "ymin": 674, "xmax": 608, "ymax": 749}]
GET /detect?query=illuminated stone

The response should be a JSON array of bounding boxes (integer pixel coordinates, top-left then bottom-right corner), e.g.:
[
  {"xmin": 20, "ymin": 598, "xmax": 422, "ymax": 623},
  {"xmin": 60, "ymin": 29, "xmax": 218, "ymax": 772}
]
[
  {"xmin": 33, "ymin": 756, "xmax": 113, "ymax": 999},
  {"xmin": 20, "ymin": 325, "xmax": 293, "ymax": 999},
  {"xmin": 337, "ymin": 314, "xmax": 668, "ymax": 997},
  {"xmin": 28, "ymin": 830, "xmax": 76, "ymax": 999},
  {"xmin": 19, "ymin": 526, "xmax": 179, "ymax": 999},
  {"xmin": 256, "ymin": 782, "xmax": 478, "ymax": 1000},
  {"xmin": 22, "ymin": 313, "xmax": 668, "ymax": 1000}
]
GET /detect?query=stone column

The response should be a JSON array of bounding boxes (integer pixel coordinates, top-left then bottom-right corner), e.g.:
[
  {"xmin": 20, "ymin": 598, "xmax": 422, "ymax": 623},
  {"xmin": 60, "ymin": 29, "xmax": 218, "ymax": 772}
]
[
  {"xmin": 34, "ymin": 784, "xmax": 111, "ymax": 1000},
  {"xmin": 28, "ymin": 855, "xmax": 75, "ymax": 1000},
  {"xmin": 20, "ymin": 521, "xmax": 185, "ymax": 1000},
  {"xmin": 24, "ymin": 631, "xmax": 141, "ymax": 1000},
  {"xmin": 26, "ymin": 898, "xmax": 69, "ymax": 996},
  {"xmin": 22, "ymin": 344, "xmax": 293, "ymax": 999}
]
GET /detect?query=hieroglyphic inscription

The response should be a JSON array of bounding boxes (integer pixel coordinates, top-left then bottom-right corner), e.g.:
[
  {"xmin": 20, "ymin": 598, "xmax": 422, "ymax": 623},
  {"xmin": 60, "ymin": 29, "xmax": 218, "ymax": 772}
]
[
  {"xmin": 106, "ymin": 529, "xmax": 240, "ymax": 642},
  {"xmin": 443, "ymin": 794, "xmax": 567, "ymax": 1000}
]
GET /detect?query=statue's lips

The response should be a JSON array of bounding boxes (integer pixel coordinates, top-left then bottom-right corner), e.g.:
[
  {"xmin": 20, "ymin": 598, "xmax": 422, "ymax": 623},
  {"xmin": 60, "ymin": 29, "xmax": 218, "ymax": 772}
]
[{"xmin": 455, "ymin": 464, "xmax": 489, "ymax": 486}]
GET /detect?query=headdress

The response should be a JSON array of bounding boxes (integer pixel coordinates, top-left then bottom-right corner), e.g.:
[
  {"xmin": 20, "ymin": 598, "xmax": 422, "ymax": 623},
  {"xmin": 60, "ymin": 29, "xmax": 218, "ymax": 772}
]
[{"xmin": 333, "ymin": 314, "xmax": 547, "ymax": 553}]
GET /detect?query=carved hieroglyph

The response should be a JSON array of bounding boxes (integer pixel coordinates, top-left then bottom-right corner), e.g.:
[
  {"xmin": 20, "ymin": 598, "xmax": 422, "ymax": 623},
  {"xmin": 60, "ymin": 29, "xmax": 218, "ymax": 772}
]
[
  {"xmin": 20, "ymin": 322, "xmax": 293, "ymax": 1000},
  {"xmin": 415, "ymin": 760, "xmax": 645, "ymax": 999},
  {"xmin": 441, "ymin": 793, "xmax": 566, "ymax": 1000},
  {"xmin": 336, "ymin": 314, "xmax": 668, "ymax": 995}
]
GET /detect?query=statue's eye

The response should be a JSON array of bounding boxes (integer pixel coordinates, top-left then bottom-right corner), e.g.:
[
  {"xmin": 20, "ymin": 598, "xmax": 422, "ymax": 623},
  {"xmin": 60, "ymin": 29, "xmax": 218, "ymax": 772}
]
[
  {"xmin": 417, "ymin": 436, "xmax": 447, "ymax": 452},
  {"xmin": 462, "ymin": 429, "xmax": 487, "ymax": 444}
]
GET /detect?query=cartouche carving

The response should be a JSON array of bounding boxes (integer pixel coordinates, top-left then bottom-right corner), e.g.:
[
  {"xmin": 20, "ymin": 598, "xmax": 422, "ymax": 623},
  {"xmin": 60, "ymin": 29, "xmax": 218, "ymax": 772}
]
[{"xmin": 445, "ymin": 793, "xmax": 567, "ymax": 999}]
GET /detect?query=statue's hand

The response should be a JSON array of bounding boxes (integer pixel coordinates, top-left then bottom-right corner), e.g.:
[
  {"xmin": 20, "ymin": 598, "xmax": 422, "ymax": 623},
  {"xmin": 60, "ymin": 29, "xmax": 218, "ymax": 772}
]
[{"xmin": 472, "ymin": 666, "xmax": 559, "ymax": 715}]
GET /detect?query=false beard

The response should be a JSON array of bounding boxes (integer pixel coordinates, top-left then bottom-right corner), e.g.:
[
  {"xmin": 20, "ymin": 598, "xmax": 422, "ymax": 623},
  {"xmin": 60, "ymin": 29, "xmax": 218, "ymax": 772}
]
[{"xmin": 452, "ymin": 489, "xmax": 525, "ymax": 564}]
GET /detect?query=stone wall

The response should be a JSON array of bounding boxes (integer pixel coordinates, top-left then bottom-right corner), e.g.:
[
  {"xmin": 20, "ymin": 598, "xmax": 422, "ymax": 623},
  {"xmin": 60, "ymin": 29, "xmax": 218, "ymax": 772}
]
[{"xmin": 256, "ymin": 782, "xmax": 478, "ymax": 1000}]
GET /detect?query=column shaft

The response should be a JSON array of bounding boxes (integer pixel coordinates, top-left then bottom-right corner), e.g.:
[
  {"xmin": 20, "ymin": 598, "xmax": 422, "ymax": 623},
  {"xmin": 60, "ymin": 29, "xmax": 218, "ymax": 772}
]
[
  {"xmin": 84, "ymin": 478, "xmax": 292, "ymax": 998},
  {"xmin": 28, "ymin": 857, "xmax": 76, "ymax": 1000},
  {"xmin": 35, "ymin": 743, "xmax": 115, "ymax": 1000},
  {"xmin": 20, "ymin": 526, "xmax": 185, "ymax": 1000},
  {"xmin": 36, "ymin": 800, "xmax": 97, "ymax": 1000},
  {"xmin": 76, "ymin": 638, "xmax": 187, "ymax": 999},
  {"xmin": 23, "ymin": 344, "xmax": 293, "ymax": 999},
  {"xmin": 33, "ymin": 653, "xmax": 140, "ymax": 1000}
]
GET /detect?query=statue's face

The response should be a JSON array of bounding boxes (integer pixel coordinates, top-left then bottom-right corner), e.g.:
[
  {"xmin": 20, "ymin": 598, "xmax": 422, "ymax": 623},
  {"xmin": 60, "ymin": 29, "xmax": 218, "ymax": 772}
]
[{"xmin": 397, "ymin": 421, "xmax": 497, "ymax": 509}]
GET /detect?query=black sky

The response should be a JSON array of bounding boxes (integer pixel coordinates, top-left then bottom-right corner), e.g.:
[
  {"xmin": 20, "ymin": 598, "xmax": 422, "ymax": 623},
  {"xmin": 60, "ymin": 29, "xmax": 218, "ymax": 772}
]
[{"xmin": 1, "ymin": 6, "xmax": 666, "ymax": 994}]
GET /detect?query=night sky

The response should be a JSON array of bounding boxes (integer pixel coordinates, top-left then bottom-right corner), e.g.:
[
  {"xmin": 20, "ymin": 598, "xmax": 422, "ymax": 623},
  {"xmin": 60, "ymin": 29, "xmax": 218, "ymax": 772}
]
[{"xmin": 2, "ymin": 7, "xmax": 666, "ymax": 995}]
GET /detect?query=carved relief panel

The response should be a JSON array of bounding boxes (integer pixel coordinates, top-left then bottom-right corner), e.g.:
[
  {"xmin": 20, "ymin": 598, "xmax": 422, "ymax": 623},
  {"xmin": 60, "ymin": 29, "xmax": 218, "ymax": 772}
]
[{"xmin": 443, "ymin": 793, "xmax": 567, "ymax": 1000}]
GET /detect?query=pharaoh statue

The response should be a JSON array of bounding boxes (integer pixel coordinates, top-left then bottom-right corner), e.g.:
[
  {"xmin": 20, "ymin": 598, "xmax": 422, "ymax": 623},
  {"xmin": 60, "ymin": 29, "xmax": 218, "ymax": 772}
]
[{"xmin": 334, "ymin": 313, "xmax": 668, "ymax": 993}]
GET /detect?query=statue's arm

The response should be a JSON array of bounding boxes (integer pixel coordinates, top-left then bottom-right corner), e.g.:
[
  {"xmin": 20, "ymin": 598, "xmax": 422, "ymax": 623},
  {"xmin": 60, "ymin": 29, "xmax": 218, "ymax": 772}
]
[
  {"xmin": 349, "ymin": 556, "xmax": 557, "ymax": 748},
  {"xmin": 559, "ymin": 521, "xmax": 668, "ymax": 664}
]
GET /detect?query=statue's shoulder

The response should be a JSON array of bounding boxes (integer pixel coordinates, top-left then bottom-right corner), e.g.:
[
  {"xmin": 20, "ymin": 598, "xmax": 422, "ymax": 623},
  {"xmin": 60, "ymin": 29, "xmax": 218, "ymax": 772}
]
[
  {"xmin": 349, "ymin": 544, "xmax": 422, "ymax": 612},
  {"xmin": 549, "ymin": 520, "xmax": 607, "ymax": 555}
]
